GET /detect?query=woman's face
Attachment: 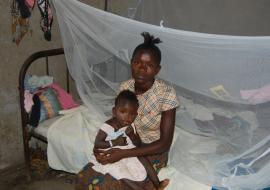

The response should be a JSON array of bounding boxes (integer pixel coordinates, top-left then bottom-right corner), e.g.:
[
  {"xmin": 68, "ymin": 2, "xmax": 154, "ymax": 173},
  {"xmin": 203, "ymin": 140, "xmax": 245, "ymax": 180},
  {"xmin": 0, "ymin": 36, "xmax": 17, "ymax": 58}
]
[{"xmin": 131, "ymin": 50, "xmax": 160, "ymax": 86}]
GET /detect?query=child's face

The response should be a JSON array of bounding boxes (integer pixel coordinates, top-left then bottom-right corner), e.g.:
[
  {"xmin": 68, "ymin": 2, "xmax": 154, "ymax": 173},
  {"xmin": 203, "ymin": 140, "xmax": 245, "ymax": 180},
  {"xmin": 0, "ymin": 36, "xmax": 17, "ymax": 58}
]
[
  {"xmin": 113, "ymin": 102, "xmax": 138, "ymax": 128},
  {"xmin": 131, "ymin": 50, "xmax": 160, "ymax": 85}
]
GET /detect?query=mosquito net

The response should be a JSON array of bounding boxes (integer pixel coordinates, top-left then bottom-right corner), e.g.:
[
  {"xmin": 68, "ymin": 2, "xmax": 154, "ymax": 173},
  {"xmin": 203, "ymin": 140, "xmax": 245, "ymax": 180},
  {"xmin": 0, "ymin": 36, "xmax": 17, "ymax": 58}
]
[{"xmin": 52, "ymin": 0, "xmax": 270, "ymax": 189}]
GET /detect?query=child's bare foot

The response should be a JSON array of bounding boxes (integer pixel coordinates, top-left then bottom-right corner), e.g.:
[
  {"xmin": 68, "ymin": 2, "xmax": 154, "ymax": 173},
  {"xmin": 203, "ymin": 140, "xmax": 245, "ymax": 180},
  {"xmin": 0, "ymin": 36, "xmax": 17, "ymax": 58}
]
[{"xmin": 157, "ymin": 179, "xmax": 170, "ymax": 190}]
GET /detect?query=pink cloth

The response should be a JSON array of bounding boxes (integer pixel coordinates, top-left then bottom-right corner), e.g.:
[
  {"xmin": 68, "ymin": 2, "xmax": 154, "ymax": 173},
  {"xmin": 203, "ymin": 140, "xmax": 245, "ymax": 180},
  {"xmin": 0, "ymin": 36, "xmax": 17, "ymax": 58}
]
[
  {"xmin": 240, "ymin": 84, "xmax": 270, "ymax": 104},
  {"xmin": 25, "ymin": 0, "xmax": 35, "ymax": 9},
  {"xmin": 24, "ymin": 90, "xmax": 34, "ymax": 113},
  {"xmin": 48, "ymin": 83, "xmax": 79, "ymax": 109}
]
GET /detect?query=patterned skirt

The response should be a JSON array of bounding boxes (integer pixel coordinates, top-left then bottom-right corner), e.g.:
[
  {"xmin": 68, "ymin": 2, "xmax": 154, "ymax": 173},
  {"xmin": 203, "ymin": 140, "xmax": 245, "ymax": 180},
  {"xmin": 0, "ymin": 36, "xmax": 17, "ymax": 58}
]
[{"xmin": 75, "ymin": 152, "xmax": 168, "ymax": 190}]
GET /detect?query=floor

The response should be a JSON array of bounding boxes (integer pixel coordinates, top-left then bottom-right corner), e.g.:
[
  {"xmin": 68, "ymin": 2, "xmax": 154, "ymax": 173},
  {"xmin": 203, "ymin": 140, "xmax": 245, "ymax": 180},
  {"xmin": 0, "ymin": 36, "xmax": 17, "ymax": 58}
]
[
  {"xmin": 0, "ymin": 147, "xmax": 76, "ymax": 190},
  {"xmin": 0, "ymin": 164, "xmax": 75, "ymax": 190}
]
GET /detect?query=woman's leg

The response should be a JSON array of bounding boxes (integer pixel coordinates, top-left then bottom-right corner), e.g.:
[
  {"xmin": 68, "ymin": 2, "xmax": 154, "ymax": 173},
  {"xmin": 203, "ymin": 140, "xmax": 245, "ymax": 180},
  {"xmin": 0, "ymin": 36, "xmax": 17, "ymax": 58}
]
[
  {"xmin": 122, "ymin": 179, "xmax": 146, "ymax": 190},
  {"xmin": 76, "ymin": 152, "xmax": 168, "ymax": 190},
  {"xmin": 75, "ymin": 162, "xmax": 124, "ymax": 190}
]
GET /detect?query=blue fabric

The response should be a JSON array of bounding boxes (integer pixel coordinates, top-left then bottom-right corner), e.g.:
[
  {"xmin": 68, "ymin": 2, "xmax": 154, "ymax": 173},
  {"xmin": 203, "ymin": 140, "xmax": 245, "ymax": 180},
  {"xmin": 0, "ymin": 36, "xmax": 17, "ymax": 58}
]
[
  {"xmin": 39, "ymin": 88, "xmax": 61, "ymax": 122},
  {"xmin": 24, "ymin": 74, "xmax": 38, "ymax": 93},
  {"xmin": 106, "ymin": 130, "xmax": 125, "ymax": 141},
  {"xmin": 24, "ymin": 74, "xmax": 54, "ymax": 93}
]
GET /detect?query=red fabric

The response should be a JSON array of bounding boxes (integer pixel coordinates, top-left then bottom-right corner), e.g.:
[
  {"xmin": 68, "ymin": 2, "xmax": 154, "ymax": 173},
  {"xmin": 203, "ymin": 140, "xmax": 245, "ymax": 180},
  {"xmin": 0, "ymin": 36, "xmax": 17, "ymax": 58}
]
[
  {"xmin": 48, "ymin": 83, "xmax": 79, "ymax": 109},
  {"xmin": 25, "ymin": 0, "xmax": 35, "ymax": 9}
]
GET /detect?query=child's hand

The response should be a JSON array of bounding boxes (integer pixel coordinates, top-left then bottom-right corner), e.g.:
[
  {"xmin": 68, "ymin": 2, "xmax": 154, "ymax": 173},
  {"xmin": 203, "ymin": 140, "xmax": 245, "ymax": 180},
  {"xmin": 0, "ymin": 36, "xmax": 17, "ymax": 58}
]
[
  {"xmin": 125, "ymin": 125, "xmax": 135, "ymax": 136},
  {"xmin": 113, "ymin": 135, "xmax": 127, "ymax": 146},
  {"xmin": 125, "ymin": 125, "xmax": 141, "ymax": 147}
]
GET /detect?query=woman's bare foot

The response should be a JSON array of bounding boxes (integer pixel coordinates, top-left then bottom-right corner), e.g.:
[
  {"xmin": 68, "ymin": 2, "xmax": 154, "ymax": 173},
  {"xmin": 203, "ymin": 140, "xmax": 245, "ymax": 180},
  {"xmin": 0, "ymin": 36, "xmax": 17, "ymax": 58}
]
[{"xmin": 157, "ymin": 179, "xmax": 170, "ymax": 190}]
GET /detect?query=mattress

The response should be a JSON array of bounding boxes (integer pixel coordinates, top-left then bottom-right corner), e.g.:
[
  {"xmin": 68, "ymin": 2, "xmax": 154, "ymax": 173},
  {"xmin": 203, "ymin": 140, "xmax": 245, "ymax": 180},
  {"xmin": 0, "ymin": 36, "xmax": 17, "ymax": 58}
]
[{"xmin": 34, "ymin": 115, "xmax": 63, "ymax": 138}]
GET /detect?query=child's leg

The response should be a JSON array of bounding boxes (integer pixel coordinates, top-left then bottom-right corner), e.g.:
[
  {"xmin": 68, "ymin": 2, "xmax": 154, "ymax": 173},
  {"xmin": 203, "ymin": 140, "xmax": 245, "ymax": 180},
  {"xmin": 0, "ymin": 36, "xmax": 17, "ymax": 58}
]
[
  {"xmin": 138, "ymin": 156, "xmax": 160, "ymax": 188},
  {"xmin": 138, "ymin": 156, "xmax": 170, "ymax": 190},
  {"xmin": 121, "ymin": 179, "xmax": 146, "ymax": 190}
]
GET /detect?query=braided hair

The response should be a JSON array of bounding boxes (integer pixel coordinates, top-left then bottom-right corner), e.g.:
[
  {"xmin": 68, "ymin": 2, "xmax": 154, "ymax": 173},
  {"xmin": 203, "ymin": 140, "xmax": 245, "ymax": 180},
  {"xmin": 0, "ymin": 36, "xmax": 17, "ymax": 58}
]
[
  {"xmin": 115, "ymin": 90, "xmax": 139, "ymax": 107},
  {"xmin": 132, "ymin": 32, "xmax": 162, "ymax": 64}
]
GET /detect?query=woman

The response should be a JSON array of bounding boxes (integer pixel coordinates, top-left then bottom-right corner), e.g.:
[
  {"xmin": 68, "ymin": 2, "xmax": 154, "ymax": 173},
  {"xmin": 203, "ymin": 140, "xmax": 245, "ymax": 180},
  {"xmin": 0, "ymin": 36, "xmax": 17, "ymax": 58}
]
[{"xmin": 76, "ymin": 32, "xmax": 179, "ymax": 190}]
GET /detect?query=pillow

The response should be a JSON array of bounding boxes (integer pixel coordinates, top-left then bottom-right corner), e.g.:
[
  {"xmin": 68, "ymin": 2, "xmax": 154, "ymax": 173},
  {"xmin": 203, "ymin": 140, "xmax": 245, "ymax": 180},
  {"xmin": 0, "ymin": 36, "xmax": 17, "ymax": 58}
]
[
  {"xmin": 39, "ymin": 88, "xmax": 62, "ymax": 122},
  {"xmin": 48, "ymin": 83, "xmax": 79, "ymax": 110}
]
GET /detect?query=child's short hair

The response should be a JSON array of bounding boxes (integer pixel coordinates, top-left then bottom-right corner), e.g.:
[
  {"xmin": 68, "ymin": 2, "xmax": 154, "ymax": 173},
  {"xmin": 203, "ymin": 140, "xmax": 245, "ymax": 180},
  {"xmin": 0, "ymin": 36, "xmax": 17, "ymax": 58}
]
[{"xmin": 115, "ymin": 90, "xmax": 139, "ymax": 107}]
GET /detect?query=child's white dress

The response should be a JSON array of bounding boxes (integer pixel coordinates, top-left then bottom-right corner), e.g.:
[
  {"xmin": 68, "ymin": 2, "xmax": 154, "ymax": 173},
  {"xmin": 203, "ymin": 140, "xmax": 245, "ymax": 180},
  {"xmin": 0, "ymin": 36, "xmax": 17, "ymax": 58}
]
[{"xmin": 92, "ymin": 123, "xmax": 147, "ymax": 181}]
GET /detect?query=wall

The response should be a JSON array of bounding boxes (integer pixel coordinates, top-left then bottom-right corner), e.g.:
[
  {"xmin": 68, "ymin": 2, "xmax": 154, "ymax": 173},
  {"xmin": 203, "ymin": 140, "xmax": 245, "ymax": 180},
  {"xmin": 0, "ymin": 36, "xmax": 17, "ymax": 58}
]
[
  {"xmin": 0, "ymin": 0, "xmax": 104, "ymax": 170},
  {"xmin": 183, "ymin": 0, "xmax": 270, "ymax": 35},
  {"xmin": 0, "ymin": 0, "xmax": 270, "ymax": 170},
  {"xmin": 139, "ymin": 0, "xmax": 270, "ymax": 35}
]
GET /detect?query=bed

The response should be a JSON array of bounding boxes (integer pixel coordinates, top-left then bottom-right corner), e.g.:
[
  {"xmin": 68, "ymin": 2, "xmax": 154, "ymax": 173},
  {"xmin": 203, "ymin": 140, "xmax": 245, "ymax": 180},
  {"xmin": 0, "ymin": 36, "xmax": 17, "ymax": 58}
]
[
  {"xmin": 19, "ymin": 47, "xmax": 270, "ymax": 190},
  {"xmin": 18, "ymin": 48, "xmax": 214, "ymax": 190}
]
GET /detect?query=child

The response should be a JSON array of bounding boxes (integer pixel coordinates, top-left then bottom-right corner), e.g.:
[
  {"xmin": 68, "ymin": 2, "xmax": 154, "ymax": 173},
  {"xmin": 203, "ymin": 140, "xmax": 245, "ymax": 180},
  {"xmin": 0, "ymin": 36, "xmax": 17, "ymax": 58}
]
[{"xmin": 93, "ymin": 90, "xmax": 169, "ymax": 190}]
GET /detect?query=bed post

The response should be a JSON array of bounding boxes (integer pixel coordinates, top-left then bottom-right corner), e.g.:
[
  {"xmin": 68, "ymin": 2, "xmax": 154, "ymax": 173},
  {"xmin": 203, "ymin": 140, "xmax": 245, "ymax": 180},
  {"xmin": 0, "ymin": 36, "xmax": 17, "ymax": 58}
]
[
  {"xmin": 66, "ymin": 67, "xmax": 70, "ymax": 93},
  {"xmin": 104, "ymin": 0, "xmax": 108, "ymax": 11},
  {"xmin": 19, "ymin": 97, "xmax": 31, "ymax": 181},
  {"xmin": 19, "ymin": 56, "xmax": 33, "ymax": 180}
]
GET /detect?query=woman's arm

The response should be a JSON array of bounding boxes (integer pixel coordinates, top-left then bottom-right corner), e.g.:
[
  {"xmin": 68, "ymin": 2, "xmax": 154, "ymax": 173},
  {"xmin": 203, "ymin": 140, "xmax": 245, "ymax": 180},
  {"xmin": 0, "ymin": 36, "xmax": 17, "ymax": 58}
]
[
  {"xmin": 124, "ymin": 108, "xmax": 176, "ymax": 156},
  {"xmin": 95, "ymin": 108, "xmax": 176, "ymax": 164}
]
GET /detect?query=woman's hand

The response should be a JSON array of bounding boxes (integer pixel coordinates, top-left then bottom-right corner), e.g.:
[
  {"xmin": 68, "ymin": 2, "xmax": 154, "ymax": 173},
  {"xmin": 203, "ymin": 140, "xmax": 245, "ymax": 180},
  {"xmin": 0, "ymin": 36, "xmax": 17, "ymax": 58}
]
[{"xmin": 93, "ymin": 148, "xmax": 125, "ymax": 164}]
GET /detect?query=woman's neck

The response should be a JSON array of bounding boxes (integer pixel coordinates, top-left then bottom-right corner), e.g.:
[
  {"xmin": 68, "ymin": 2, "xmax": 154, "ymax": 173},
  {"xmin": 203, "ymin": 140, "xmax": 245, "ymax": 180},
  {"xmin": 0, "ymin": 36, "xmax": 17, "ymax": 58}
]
[{"xmin": 134, "ymin": 79, "xmax": 155, "ymax": 95}]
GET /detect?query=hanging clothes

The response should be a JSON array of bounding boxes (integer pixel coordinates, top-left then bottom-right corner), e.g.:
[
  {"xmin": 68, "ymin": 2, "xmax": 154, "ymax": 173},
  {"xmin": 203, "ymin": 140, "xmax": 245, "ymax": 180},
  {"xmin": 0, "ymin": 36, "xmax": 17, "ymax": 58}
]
[
  {"xmin": 16, "ymin": 0, "xmax": 31, "ymax": 18},
  {"xmin": 11, "ymin": 0, "xmax": 53, "ymax": 45},
  {"xmin": 37, "ymin": 0, "xmax": 53, "ymax": 41},
  {"xmin": 11, "ymin": 0, "xmax": 32, "ymax": 45}
]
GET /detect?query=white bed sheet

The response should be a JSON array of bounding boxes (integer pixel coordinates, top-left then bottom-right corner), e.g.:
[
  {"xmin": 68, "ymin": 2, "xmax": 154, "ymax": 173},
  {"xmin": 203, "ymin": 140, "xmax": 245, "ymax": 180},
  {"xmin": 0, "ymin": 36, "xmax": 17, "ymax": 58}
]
[
  {"xmin": 34, "ymin": 106, "xmax": 84, "ymax": 138},
  {"xmin": 34, "ymin": 115, "xmax": 64, "ymax": 138}
]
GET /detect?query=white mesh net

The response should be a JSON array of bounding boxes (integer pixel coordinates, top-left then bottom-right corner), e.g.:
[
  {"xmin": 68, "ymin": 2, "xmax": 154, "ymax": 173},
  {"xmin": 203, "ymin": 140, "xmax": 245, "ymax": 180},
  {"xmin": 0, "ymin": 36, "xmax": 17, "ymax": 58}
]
[{"xmin": 52, "ymin": 0, "xmax": 270, "ymax": 189}]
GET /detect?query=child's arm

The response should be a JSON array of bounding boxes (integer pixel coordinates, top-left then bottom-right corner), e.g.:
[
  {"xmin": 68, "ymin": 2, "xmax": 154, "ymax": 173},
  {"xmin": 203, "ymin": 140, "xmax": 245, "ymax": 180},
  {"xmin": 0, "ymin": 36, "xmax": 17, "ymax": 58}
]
[
  {"xmin": 125, "ymin": 125, "xmax": 142, "ymax": 147},
  {"xmin": 94, "ymin": 130, "xmax": 111, "ymax": 149},
  {"xmin": 94, "ymin": 130, "xmax": 128, "ymax": 149}
]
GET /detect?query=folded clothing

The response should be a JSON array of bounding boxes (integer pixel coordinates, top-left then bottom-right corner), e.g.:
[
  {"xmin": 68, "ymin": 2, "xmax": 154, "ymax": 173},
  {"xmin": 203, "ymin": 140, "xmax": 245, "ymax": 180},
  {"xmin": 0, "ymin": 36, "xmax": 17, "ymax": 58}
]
[
  {"xmin": 29, "ymin": 87, "xmax": 62, "ymax": 126},
  {"xmin": 48, "ymin": 83, "xmax": 79, "ymax": 109},
  {"xmin": 39, "ymin": 88, "xmax": 62, "ymax": 122},
  {"xmin": 26, "ymin": 76, "xmax": 79, "ymax": 126},
  {"xmin": 24, "ymin": 75, "xmax": 53, "ymax": 93},
  {"xmin": 29, "ymin": 94, "xmax": 41, "ymax": 127},
  {"xmin": 240, "ymin": 84, "xmax": 270, "ymax": 104}
]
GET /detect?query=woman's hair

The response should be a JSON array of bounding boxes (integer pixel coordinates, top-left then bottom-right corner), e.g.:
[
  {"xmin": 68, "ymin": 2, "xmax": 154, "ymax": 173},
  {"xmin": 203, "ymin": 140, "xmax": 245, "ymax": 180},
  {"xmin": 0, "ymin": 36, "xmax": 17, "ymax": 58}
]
[
  {"xmin": 115, "ymin": 90, "xmax": 139, "ymax": 107},
  {"xmin": 132, "ymin": 32, "xmax": 162, "ymax": 64}
]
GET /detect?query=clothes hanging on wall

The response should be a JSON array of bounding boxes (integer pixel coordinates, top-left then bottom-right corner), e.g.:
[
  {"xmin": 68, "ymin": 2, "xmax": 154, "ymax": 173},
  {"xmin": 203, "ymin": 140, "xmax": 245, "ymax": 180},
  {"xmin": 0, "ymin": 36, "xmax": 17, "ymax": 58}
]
[
  {"xmin": 11, "ymin": 0, "xmax": 32, "ymax": 45},
  {"xmin": 11, "ymin": 0, "xmax": 53, "ymax": 45},
  {"xmin": 37, "ymin": 0, "xmax": 53, "ymax": 41}
]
